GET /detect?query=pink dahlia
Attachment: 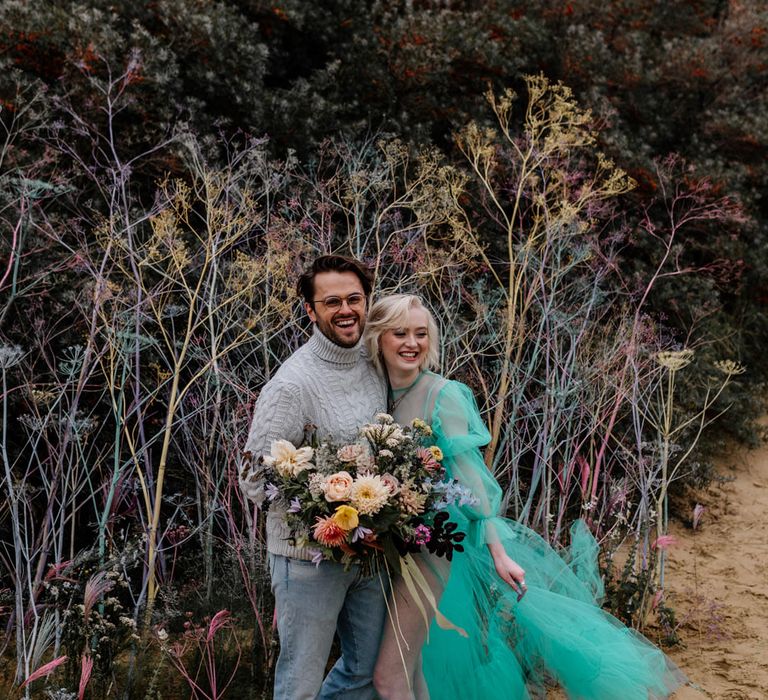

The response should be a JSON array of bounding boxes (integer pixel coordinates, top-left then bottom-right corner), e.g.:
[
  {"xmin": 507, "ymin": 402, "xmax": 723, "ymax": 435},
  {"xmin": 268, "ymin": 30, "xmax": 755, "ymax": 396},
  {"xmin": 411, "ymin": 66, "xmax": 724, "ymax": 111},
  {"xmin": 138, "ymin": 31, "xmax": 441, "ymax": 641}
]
[{"xmin": 417, "ymin": 447, "xmax": 440, "ymax": 472}]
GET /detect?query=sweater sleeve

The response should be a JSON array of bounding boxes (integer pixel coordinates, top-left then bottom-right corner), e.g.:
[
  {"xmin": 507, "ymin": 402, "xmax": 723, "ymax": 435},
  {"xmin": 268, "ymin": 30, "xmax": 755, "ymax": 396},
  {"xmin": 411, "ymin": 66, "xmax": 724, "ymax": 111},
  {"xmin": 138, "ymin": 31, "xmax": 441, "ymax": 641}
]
[{"xmin": 239, "ymin": 378, "xmax": 305, "ymax": 505}]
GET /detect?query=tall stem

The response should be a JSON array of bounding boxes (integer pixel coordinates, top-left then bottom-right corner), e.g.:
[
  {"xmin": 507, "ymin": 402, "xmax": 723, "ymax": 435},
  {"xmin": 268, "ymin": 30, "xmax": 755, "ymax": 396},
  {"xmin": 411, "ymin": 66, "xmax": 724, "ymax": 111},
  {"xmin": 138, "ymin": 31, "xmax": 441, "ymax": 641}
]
[{"xmin": 2, "ymin": 365, "xmax": 27, "ymax": 684}]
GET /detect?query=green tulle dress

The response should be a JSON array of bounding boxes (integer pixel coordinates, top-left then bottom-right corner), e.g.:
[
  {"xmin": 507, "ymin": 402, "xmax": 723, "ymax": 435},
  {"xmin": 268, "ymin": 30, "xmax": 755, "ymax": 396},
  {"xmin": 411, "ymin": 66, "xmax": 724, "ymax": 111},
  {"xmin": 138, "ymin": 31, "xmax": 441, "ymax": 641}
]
[{"xmin": 389, "ymin": 372, "xmax": 686, "ymax": 700}]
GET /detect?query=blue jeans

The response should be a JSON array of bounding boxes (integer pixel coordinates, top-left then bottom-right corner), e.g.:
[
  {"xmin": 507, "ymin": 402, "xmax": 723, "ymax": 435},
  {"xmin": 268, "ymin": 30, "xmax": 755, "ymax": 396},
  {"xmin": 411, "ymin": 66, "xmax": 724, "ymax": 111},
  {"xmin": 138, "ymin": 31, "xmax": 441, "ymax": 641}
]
[{"xmin": 269, "ymin": 553, "xmax": 388, "ymax": 700}]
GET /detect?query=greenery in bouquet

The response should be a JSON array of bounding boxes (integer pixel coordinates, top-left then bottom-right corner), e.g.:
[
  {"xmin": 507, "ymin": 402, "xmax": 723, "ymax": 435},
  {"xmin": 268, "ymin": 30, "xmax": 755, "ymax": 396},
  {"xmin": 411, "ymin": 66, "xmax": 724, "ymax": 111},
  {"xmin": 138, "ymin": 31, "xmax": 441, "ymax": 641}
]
[{"xmin": 259, "ymin": 414, "xmax": 472, "ymax": 573}]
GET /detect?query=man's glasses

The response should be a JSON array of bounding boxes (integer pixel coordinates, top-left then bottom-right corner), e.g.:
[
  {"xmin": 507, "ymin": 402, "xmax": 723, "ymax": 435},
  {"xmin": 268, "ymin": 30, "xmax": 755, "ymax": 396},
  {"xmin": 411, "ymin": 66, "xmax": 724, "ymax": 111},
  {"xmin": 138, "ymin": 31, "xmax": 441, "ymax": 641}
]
[{"xmin": 312, "ymin": 293, "xmax": 366, "ymax": 310}]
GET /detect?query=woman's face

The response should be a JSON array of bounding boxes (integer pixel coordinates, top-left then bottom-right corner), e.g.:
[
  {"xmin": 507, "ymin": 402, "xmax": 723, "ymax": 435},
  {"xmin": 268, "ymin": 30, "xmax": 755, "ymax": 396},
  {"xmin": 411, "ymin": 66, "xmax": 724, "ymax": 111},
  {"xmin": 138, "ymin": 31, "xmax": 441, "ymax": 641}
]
[{"xmin": 379, "ymin": 306, "xmax": 431, "ymax": 377}]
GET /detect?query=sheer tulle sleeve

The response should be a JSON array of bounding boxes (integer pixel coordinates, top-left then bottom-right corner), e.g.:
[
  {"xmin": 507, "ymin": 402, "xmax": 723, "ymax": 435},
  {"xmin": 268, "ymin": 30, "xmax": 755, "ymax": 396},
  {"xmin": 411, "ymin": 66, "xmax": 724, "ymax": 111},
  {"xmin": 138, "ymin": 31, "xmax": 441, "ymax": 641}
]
[{"xmin": 431, "ymin": 380, "xmax": 503, "ymax": 545}]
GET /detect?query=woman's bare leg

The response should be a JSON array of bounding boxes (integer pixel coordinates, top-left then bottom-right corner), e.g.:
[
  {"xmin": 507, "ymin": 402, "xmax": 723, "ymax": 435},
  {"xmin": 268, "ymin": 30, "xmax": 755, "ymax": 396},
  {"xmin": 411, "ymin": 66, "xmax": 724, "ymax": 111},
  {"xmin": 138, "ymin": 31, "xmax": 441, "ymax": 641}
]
[{"xmin": 373, "ymin": 555, "xmax": 447, "ymax": 700}]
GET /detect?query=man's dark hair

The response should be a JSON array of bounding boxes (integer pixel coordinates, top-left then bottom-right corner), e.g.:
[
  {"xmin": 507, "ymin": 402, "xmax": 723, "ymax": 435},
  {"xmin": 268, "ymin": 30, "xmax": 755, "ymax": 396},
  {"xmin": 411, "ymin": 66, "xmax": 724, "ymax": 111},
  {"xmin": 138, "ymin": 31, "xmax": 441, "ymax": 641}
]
[{"xmin": 296, "ymin": 254, "xmax": 374, "ymax": 305}]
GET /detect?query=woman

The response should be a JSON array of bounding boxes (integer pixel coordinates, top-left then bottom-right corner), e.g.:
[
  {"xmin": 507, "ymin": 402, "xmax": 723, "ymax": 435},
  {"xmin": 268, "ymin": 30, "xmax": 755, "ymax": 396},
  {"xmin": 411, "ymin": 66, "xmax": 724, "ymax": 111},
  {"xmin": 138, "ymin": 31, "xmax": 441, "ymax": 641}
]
[{"xmin": 364, "ymin": 294, "xmax": 685, "ymax": 700}]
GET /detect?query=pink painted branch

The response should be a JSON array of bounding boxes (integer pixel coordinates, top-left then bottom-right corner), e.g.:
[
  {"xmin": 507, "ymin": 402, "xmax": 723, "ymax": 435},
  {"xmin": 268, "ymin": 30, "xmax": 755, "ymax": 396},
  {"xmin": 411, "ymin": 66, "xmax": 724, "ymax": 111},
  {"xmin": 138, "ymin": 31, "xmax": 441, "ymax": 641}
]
[
  {"xmin": 586, "ymin": 156, "xmax": 732, "ymax": 512},
  {"xmin": 78, "ymin": 654, "xmax": 94, "ymax": 700},
  {"xmin": 20, "ymin": 655, "xmax": 67, "ymax": 688},
  {"xmin": 589, "ymin": 360, "xmax": 629, "ymax": 508},
  {"xmin": 223, "ymin": 472, "xmax": 269, "ymax": 650},
  {"xmin": 168, "ymin": 609, "xmax": 241, "ymax": 700}
]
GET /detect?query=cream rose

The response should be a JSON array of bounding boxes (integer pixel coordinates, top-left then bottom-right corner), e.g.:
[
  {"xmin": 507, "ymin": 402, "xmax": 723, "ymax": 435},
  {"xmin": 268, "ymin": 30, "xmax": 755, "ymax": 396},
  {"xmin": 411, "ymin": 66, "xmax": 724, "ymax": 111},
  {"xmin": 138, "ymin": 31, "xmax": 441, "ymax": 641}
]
[
  {"xmin": 380, "ymin": 473, "xmax": 400, "ymax": 496},
  {"xmin": 337, "ymin": 444, "xmax": 366, "ymax": 463},
  {"xmin": 322, "ymin": 471, "xmax": 353, "ymax": 502}
]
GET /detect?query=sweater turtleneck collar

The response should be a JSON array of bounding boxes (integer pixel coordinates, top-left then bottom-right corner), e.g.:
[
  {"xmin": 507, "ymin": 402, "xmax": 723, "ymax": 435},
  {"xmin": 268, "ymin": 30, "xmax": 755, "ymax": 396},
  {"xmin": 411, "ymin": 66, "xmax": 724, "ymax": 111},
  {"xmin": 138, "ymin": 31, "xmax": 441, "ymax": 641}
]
[{"xmin": 308, "ymin": 326, "xmax": 362, "ymax": 366}]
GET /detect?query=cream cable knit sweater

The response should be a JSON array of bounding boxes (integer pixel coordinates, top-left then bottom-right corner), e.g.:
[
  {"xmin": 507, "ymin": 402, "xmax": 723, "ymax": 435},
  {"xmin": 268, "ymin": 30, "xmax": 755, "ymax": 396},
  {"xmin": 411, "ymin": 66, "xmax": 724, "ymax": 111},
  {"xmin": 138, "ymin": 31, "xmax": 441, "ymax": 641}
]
[{"xmin": 240, "ymin": 326, "xmax": 386, "ymax": 560}]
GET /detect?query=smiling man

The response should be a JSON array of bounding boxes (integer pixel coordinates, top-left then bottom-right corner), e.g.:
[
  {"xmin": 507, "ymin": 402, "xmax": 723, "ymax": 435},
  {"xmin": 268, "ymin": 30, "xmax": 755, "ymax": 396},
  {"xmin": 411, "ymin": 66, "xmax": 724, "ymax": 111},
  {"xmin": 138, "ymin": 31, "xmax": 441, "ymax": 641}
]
[{"xmin": 239, "ymin": 254, "xmax": 387, "ymax": 700}]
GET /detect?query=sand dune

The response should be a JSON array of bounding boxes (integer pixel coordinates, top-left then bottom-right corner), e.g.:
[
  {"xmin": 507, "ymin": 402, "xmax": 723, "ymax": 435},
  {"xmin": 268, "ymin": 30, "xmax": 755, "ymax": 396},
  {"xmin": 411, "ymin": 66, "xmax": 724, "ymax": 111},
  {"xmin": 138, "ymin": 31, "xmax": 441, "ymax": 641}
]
[
  {"xmin": 546, "ymin": 432, "xmax": 768, "ymax": 700},
  {"xmin": 667, "ymin": 433, "xmax": 768, "ymax": 699}
]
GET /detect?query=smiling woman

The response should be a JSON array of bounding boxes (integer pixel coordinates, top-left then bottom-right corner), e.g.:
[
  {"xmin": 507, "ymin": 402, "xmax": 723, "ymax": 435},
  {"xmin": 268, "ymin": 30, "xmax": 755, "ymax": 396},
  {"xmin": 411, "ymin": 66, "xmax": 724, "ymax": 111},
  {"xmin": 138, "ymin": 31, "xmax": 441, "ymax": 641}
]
[
  {"xmin": 362, "ymin": 294, "xmax": 686, "ymax": 700},
  {"xmin": 379, "ymin": 309, "xmax": 429, "ymax": 385},
  {"xmin": 364, "ymin": 295, "xmax": 440, "ymax": 385}
]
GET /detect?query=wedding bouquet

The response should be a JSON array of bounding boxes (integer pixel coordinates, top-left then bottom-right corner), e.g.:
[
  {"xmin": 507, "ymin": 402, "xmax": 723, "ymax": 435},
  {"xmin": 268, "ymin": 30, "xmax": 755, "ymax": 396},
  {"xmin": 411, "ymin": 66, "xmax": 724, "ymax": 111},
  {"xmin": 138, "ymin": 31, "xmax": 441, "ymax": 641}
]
[{"xmin": 248, "ymin": 413, "xmax": 474, "ymax": 573}]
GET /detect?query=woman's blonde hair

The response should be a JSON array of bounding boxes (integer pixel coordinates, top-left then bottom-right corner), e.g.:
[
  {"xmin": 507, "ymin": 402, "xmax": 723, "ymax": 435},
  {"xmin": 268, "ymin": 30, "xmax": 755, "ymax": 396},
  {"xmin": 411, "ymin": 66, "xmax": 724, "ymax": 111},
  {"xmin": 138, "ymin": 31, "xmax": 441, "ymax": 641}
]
[{"xmin": 364, "ymin": 294, "xmax": 440, "ymax": 373}]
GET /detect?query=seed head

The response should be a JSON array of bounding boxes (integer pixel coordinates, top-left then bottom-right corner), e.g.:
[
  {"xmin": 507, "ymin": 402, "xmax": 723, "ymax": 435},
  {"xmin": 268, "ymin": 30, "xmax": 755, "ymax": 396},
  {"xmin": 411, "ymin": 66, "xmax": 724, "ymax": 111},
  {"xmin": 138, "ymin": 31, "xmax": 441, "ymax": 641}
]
[
  {"xmin": 713, "ymin": 359, "xmax": 746, "ymax": 376},
  {"xmin": 655, "ymin": 349, "xmax": 694, "ymax": 371}
]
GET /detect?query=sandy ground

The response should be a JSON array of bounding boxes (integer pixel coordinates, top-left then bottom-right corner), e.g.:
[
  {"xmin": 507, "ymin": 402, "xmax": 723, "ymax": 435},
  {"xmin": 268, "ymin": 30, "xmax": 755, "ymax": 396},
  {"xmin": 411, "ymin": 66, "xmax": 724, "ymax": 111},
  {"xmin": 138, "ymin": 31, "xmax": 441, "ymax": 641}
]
[
  {"xmin": 546, "ymin": 432, "xmax": 768, "ymax": 700},
  {"xmin": 663, "ymin": 433, "xmax": 768, "ymax": 700}
]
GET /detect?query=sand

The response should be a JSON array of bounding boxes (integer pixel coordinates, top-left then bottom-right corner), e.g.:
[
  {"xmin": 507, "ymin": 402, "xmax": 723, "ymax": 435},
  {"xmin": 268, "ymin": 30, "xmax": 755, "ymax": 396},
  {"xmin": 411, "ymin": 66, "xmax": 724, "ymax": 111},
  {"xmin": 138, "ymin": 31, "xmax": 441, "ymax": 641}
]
[
  {"xmin": 546, "ymin": 431, "xmax": 768, "ymax": 700},
  {"xmin": 663, "ymin": 432, "xmax": 768, "ymax": 699}
]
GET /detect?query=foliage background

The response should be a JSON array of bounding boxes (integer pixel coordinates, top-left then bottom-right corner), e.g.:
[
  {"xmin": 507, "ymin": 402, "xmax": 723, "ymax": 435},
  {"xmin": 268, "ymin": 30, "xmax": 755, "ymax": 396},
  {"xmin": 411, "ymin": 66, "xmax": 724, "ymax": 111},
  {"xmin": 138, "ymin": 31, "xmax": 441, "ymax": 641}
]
[{"xmin": 1, "ymin": 1, "xmax": 766, "ymax": 697}]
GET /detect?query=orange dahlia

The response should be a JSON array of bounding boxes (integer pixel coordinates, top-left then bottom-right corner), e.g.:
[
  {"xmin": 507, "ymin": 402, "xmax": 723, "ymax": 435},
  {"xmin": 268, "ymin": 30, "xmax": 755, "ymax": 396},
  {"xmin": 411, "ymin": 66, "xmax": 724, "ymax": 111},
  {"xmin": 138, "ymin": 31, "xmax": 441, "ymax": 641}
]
[{"xmin": 312, "ymin": 516, "xmax": 348, "ymax": 547}]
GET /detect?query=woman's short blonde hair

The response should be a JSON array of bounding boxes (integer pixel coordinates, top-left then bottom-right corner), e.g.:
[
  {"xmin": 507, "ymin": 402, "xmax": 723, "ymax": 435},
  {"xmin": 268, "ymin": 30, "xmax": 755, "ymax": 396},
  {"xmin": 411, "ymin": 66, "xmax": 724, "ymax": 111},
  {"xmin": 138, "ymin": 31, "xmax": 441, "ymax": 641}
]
[{"xmin": 364, "ymin": 294, "xmax": 440, "ymax": 373}]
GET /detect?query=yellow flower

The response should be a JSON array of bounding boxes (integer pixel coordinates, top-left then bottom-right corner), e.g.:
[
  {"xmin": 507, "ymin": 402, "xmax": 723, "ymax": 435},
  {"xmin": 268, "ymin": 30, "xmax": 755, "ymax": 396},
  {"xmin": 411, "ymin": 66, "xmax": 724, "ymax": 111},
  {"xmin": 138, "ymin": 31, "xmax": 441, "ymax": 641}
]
[
  {"xmin": 412, "ymin": 418, "xmax": 433, "ymax": 436},
  {"xmin": 428, "ymin": 446, "xmax": 443, "ymax": 462},
  {"xmin": 332, "ymin": 505, "xmax": 359, "ymax": 531}
]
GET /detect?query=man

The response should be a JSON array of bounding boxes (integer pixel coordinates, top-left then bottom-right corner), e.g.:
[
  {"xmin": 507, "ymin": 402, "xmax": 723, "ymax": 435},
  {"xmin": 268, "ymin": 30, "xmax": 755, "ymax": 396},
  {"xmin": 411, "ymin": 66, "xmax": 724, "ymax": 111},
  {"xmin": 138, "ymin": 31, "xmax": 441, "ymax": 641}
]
[{"xmin": 239, "ymin": 254, "xmax": 387, "ymax": 700}]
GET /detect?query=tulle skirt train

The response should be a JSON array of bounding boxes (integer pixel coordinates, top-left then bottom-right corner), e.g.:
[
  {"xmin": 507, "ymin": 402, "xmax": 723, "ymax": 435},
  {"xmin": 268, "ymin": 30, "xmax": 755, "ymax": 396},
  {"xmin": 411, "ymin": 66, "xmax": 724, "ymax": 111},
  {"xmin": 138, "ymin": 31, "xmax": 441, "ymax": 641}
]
[{"xmin": 420, "ymin": 518, "xmax": 686, "ymax": 699}]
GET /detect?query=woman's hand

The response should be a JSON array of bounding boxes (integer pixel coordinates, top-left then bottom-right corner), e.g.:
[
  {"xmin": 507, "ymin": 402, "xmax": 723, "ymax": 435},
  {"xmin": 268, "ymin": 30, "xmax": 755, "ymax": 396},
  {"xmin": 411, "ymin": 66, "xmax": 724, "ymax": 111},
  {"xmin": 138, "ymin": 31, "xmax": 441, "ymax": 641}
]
[{"xmin": 489, "ymin": 543, "xmax": 527, "ymax": 601}]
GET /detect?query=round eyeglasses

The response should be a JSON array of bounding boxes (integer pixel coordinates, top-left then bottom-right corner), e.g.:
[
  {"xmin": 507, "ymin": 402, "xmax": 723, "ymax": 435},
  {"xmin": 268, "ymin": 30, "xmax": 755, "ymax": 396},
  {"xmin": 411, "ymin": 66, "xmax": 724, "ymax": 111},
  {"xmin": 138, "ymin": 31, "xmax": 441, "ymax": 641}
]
[{"xmin": 312, "ymin": 293, "xmax": 366, "ymax": 310}]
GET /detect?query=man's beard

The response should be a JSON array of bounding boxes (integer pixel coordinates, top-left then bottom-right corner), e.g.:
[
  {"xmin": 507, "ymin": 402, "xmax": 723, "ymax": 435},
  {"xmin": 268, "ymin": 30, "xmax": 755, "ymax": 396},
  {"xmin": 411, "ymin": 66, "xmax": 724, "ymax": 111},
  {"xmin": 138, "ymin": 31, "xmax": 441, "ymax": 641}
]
[{"xmin": 315, "ymin": 312, "xmax": 363, "ymax": 348}]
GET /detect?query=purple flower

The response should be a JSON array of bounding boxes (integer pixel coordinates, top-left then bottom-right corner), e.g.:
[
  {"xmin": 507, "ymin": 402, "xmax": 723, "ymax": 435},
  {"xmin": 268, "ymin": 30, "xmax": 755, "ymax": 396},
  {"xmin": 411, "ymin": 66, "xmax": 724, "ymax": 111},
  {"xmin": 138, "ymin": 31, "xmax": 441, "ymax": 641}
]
[
  {"xmin": 351, "ymin": 526, "xmax": 373, "ymax": 543},
  {"xmin": 414, "ymin": 524, "xmax": 431, "ymax": 545},
  {"xmin": 309, "ymin": 549, "xmax": 324, "ymax": 567},
  {"xmin": 287, "ymin": 497, "xmax": 301, "ymax": 513},
  {"xmin": 265, "ymin": 483, "xmax": 280, "ymax": 501}
]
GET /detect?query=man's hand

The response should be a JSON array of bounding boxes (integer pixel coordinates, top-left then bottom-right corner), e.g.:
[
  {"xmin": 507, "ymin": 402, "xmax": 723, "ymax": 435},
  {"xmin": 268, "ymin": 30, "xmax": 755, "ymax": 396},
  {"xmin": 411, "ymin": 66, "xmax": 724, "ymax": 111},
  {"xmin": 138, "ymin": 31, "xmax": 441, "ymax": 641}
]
[{"xmin": 239, "ymin": 451, "xmax": 266, "ymax": 506}]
